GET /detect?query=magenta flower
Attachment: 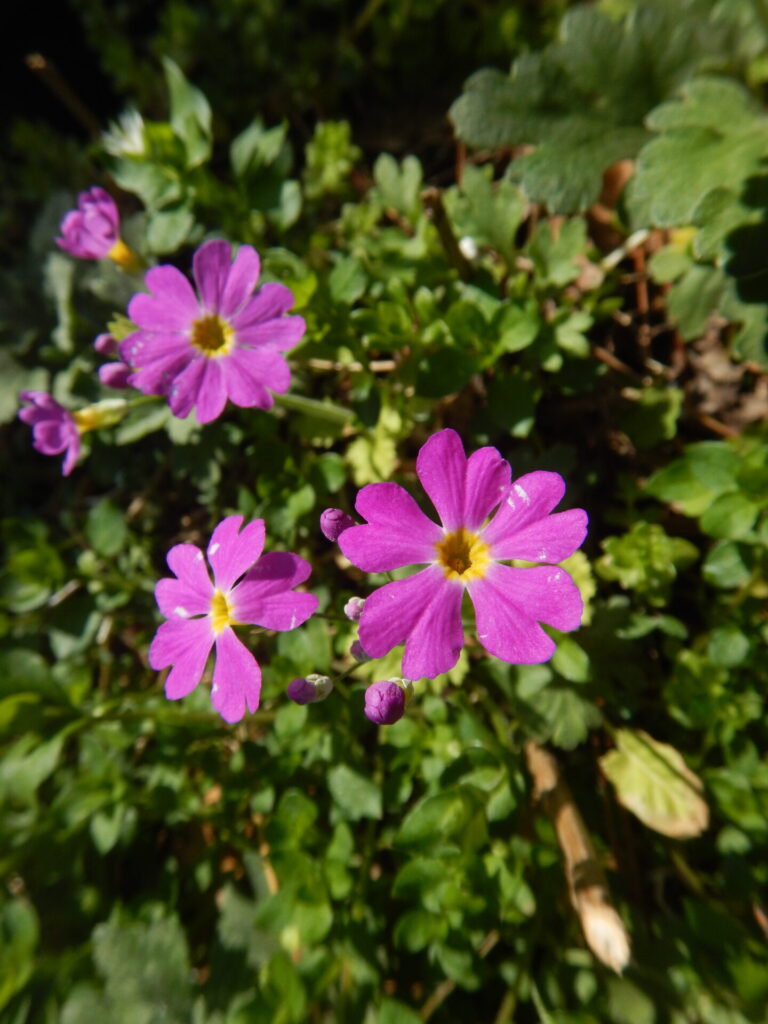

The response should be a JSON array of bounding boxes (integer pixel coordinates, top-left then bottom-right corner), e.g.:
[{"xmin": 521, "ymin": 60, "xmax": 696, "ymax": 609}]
[
  {"xmin": 120, "ymin": 240, "xmax": 305, "ymax": 424},
  {"xmin": 287, "ymin": 674, "xmax": 334, "ymax": 705},
  {"xmin": 18, "ymin": 391, "xmax": 81, "ymax": 476},
  {"xmin": 339, "ymin": 429, "xmax": 588, "ymax": 680},
  {"xmin": 57, "ymin": 187, "xmax": 121, "ymax": 260},
  {"xmin": 149, "ymin": 516, "xmax": 318, "ymax": 723}
]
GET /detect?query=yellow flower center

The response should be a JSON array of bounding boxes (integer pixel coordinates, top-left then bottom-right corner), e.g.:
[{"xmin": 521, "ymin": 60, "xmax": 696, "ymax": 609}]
[
  {"xmin": 210, "ymin": 588, "xmax": 237, "ymax": 634},
  {"xmin": 435, "ymin": 528, "xmax": 491, "ymax": 582},
  {"xmin": 191, "ymin": 314, "xmax": 235, "ymax": 358}
]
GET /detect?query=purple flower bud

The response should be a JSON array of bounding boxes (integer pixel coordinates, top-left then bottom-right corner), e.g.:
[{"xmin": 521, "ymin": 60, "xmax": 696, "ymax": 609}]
[
  {"xmin": 56, "ymin": 187, "xmax": 121, "ymax": 260},
  {"xmin": 364, "ymin": 680, "xmax": 406, "ymax": 725},
  {"xmin": 287, "ymin": 674, "xmax": 333, "ymax": 705},
  {"xmin": 350, "ymin": 639, "xmax": 370, "ymax": 663},
  {"xmin": 93, "ymin": 332, "xmax": 119, "ymax": 357},
  {"xmin": 320, "ymin": 508, "xmax": 356, "ymax": 542},
  {"xmin": 18, "ymin": 391, "xmax": 81, "ymax": 476},
  {"xmin": 344, "ymin": 596, "xmax": 365, "ymax": 621}
]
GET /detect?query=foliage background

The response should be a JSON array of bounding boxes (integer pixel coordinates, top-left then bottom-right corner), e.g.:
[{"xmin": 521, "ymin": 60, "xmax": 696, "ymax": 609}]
[{"xmin": 2, "ymin": 0, "xmax": 768, "ymax": 1021}]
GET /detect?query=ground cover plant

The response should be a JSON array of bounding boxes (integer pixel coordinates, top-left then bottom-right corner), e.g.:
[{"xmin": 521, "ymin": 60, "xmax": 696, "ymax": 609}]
[{"xmin": 2, "ymin": 0, "xmax": 768, "ymax": 1021}]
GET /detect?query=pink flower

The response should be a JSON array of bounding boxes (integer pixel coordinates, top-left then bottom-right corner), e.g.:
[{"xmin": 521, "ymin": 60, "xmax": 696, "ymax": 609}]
[
  {"xmin": 120, "ymin": 240, "xmax": 305, "ymax": 424},
  {"xmin": 149, "ymin": 516, "xmax": 318, "ymax": 722},
  {"xmin": 18, "ymin": 391, "xmax": 81, "ymax": 476},
  {"xmin": 57, "ymin": 187, "xmax": 121, "ymax": 260},
  {"xmin": 339, "ymin": 429, "xmax": 588, "ymax": 680}
]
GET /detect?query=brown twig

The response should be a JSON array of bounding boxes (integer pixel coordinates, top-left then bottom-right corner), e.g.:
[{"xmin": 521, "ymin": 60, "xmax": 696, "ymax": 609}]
[
  {"xmin": 525, "ymin": 739, "xmax": 631, "ymax": 973},
  {"xmin": 421, "ymin": 187, "xmax": 472, "ymax": 281},
  {"xmin": 25, "ymin": 53, "xmax": 103, "ymax": 138}
]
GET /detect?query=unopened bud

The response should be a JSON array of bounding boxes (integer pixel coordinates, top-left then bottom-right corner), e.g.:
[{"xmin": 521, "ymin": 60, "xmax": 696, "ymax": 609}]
[
  {"xmin": 320, "ymin": 508, "xmax": 355, "ymax": 541},
  {"xmin": 350, "ymin": 639, "xmax": 370, "ymax": 663},
  {"xmin": 287, "ymin": 674, "xmax": 333, "ymax": 706},
  {"xmin": 364, "ymin": 679, "xmax": 406, "ymax": 725},
  {"xmin": 344, "ymin": 597, "xmax": 365, "ymax": 621}
]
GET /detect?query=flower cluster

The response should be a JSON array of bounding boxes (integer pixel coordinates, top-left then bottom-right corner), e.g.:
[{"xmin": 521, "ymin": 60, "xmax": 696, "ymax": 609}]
[{"xmin": 26, "ymin": 188, "xmax": 590, "ymax": 728}]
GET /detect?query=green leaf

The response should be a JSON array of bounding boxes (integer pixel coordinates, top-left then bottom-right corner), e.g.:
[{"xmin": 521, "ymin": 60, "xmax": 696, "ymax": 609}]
[
  {"xmin": 527, "ymin": 218, "xmax": 587, "ymax": 287},
  {"xmin": 628, "ymin": 77, "xmax": 768, "ymax": 229},
  {"xmin": 525, "ymin": 686, "xmax": 602, "ymax": 750},
  {"xmin": 395, "ymin": 788, "xmax": 483, "ymax": 850},
  {"xmin": 597, "ymin": 522, "xmax": 698, "ymax": 606},
  {"xmin": 450, "ymin": 4, "xmax": 735, "ymax": 212},
  {"xmin": 620, "ymin": 384, "xmax": 684, "ymax": 449},
  {"xmin": 373, "ymin": 153, "xmax": 423, "ymax": 219},
  {"xmin": 444, "ymin": 165, "xmax": 525, "ymax": 263},
  {"xmin": 551, "ymin": 637, "xmax": 591, "ymax": 683},
  {"xmin": 0, "ymin": 352, "xmax": 47, "ymax": 426},
  {"xmin": 329, "ymin": 256, "xmax": 367, "ymax": 305},
  {"xmin": 328, "ymin": 765, "xmax": 382, "ymax": 821},
  {"xmin": 0, "ymin": 899, "xmax": 39, "ymax": 1012},
  {"xmin": 230, "ymin": 118, "xmax": 289, "ymax": 178},
  {"xmin": 600, "ymin": 729, "xmax": 709, "ymax": 838},
  {"xmin": 92, "ymin": 913, "xmax": 193, "ymax": 1023},
  {"xmin": 707, "ymin": 625, "xmax": 750, "ymax": 667},
  {"xmin": 376, "ymin": 997, "xmax": 423, "ymax": 1024},
  {"xmin": 702, "ymin": 540, "xmax": 751, "ymax": 589},
  {"xmin": 699, "ymin": 492, "xmax": 760, "ymax": 539},
  {"xmin": 86, "ymin": 499, "xmax": 128, "ymax": 558},
  {"xmin": 144, "ymin": 204, "xmax": 194, "ymax": 254},
  {"xmin": 162, "ymin": 57, "xmax": 212, "ymax": 167}
]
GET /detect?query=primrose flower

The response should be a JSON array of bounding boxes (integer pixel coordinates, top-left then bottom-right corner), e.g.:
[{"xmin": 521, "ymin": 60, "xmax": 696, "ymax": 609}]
[
  {"xmin": 18, "ymin": 391, "xmax": 81, "ymax": 476},
  {"xmin": 339, "ymin": 429, "xmax": 588, "ymax": 680},
  {"xmin": 121, "ymin": 240, "xmax": 305, "ymax": 424},
  {"xmin": 149, "ymin": 516, "xmax": 318, "ymax": 722},
  {"xmin": 57, "ymin": 187, "xmax": 138, "ymax": 269}
]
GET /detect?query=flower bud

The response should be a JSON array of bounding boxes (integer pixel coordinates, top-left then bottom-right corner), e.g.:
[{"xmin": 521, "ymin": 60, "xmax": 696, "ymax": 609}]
[
  {"xmin": 320, "ymin": 508, "xmax": 355, "ymax": 542},
  {"xmin": 364, "ymin": 679, "xmax": 406, "ymax": 725},
  {"xmin": 344, "ymin": 596, "xmax": 365, "ymax": 621},
  {"xmin": 287, "ymin": 674, "xmax": 333, "ymax": 705},
  {"xmin": 350, "ymin": 639, "xmax": 370, "ymax": 663}
]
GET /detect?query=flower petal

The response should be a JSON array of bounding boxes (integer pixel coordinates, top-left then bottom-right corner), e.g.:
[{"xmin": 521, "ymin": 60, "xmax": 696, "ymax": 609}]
[
  {"xmin": 128, "ymin": 265, "xmax": 199, "ymax": 329},
  {"xmin": 235, "ymin": 315, "xmax": 306, "ymax": 352},
  {"xmin": 415, "ymin": 428, "xmax": 468, "ymax": 531},
  {"xmin": 193, "ymin": 240, "xmax": 232, "ymax": 313},
  {"xmin": 232, "ymin": 552, "xmax": 317, "ymax": 629},
  {"xmin": 149, "ymin": 617, "xmax": 214, "ymax": 699},
  {"xmin": 339, "ymin": 482, "xmax": 442, "ymax": 572},
  {"xmin": 120, "ymin": 331, "xmax": 192, "ymax": 394},
  {"xmin": 489, "ymin": 508, "xmax": 588, "ymax": 563},
  {"xmin": 193, "ymin": 359, "xmax": 229, "ymax": 424},
  {"xmin": 231, "ymin": 283, "xmax": 297, "ymax": 328},
  {"xmin": 463, "ymin": 446, "xmax": 511, "ymax": 529},
  {"xmin": 482, "ymin": 471, "xmax": 568, "ymax": 550},
  {"xmin": 207, "ymin": 516, "xmax": 265, "ymax": 592},
  {"xmin": 219, "ymin": 347, "xmax": 291, "ymax": 408},
  {"xmin": 211, "ymin": 628, "xmax": 262, "ymax": 722},
  {"xmin": 218, "ymin": 244, "xmax": 261, "ymax": 318},
  {"xmin": 358, "ymin": 565, "xmax": 464, "ymax": 679},
  {"xmin": 467, "ymin": 563, "xmax": 583, "ymax": 664}
]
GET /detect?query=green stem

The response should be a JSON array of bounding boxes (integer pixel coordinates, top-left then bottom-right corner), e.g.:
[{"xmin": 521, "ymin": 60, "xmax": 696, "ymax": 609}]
[{"xmin": 273, "ymin": 391, "xmax": 353, "ymax": 423}]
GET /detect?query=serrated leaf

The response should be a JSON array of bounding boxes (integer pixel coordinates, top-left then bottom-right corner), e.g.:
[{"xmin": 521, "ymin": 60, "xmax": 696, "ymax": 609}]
[
  {"xmin": 525, "ymin": 686, "xmax": 602, "ymax": 750},
  {"xmin": 600, "ymin": 729, "xmax": 709, "ymax": 838},
  {"xmin": 628, "ymin": 77, "xmax": 768, "ymax": 229},
  {"xmin": 450, "ymin": 3, "xmax": 736, "ymax": 212}
]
